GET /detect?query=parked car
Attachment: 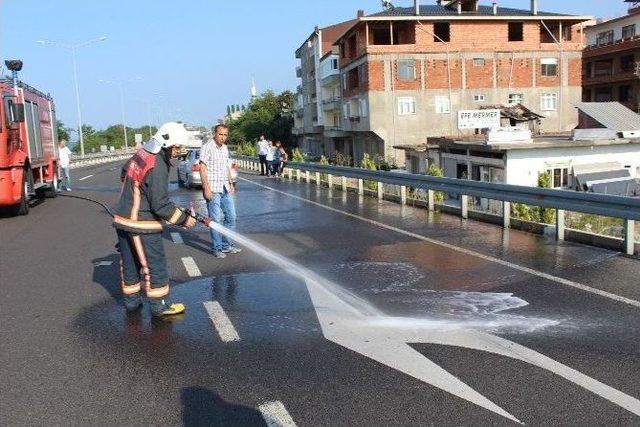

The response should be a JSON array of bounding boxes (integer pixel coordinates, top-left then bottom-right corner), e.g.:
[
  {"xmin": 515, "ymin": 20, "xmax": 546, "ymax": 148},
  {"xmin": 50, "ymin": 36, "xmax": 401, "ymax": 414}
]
[{"xmin": 177, "ymin": 149, "xmax": 202, "ymax": 189}]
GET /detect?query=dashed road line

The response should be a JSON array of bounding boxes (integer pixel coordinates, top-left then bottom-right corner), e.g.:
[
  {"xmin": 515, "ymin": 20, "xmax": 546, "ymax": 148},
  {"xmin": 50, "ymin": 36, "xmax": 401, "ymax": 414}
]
[
  {"xmin": 79, "ymin": 174, "xmax": 94, "ymax": 181},
  {"xmin": 203, "ymin": 301, "xmax": 240, "ymax": 342},
  {"xmin": 241, "ymin": 177, "xmax": 640, "ymax": 309},
  {"xmin": 258, "ymin": 401, "xmax": 297, "ymax": 427},
  {"xmin": 170, "ymin": 232, "xmax": 184, "ymax": 244},
  {"xmin": 181, "ymin": 256, "xmax": 201, "ymax": 277}
]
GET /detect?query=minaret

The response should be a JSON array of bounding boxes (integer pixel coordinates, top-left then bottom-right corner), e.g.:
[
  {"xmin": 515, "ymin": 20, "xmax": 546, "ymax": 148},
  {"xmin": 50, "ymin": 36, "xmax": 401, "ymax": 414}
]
[{"xmin": 250, "ymin": 77, "xmax": 257, "ymax": 99}]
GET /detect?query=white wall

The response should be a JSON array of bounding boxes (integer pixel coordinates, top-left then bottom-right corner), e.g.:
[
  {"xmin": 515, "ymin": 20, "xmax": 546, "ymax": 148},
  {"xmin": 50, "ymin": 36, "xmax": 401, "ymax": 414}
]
[
  {"xmin": 586, "ymin": 14, "xmax": 639, "ymax": 45},
  {"xmin": 505, "ymin": 144, "xmax": 640, "ymax": 187}
]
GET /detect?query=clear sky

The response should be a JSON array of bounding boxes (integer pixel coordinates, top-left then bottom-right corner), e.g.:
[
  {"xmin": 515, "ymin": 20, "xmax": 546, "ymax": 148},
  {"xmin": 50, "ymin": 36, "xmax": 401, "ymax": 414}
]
[{"xmin": 0, "ymin": 0, "xmax": 630, "ymax": 134}]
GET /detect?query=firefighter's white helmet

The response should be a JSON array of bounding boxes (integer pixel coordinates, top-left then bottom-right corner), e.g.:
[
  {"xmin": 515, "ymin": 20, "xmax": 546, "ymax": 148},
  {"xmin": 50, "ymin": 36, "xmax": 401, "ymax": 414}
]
[{"xmin": 144, "ymin": 122, "xmax": 190, "ymax": 154}]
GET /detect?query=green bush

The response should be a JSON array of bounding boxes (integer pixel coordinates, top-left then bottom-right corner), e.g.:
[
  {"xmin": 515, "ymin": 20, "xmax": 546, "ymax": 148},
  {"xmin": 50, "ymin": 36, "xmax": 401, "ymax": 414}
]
[
  {"xmin": 332, "ymin": 151, "xmax": 351, "ymax": 166},
  {"xmin": 361, "ymin": 153, "xmax": 378, "ymax": 190},
  {"xmin": 234, "ymin": 141, "xmax": 258, "ymax": 157},
  {"xmin": 536, "ymin": 171, "xmax": 555, "ymax": 224},
  {"xmin": 319, "ymin": 155, "xmax": 329, "ymax": 181},
  {"xmin": 426, "ymin": 164, "xmax": 445, "ymax": 202},
  {"xmin": 292, "ymin": 147, "xmax": 304, "ymax": 162}
]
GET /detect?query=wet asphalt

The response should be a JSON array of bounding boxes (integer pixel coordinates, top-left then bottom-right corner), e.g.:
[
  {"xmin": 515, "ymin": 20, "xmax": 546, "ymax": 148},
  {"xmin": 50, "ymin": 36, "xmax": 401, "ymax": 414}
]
[{"xmin": 1, "ymin": 160, "xmax": 639, "ymax": 426}]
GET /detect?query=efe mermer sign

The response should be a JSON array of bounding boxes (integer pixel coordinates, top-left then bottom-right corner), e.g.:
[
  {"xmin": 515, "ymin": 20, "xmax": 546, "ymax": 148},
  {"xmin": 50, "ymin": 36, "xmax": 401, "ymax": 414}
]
[{"xmin": 458, "ymin": 109, "xmax": 500, "ymax": 130}]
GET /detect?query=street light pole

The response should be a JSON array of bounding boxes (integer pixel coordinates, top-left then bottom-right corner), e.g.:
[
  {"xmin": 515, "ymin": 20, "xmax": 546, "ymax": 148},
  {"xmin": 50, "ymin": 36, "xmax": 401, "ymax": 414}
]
[
  {"xmin": 70, "ymin": 46, "xmax": 86, "ymax": 157},
  {"xmin": 36, "ymin": 36, "xmax": 107, "ymax": 157},
  {"xmin": 117, "ymin": 81, "xmax": 128, "ymax": 149}
]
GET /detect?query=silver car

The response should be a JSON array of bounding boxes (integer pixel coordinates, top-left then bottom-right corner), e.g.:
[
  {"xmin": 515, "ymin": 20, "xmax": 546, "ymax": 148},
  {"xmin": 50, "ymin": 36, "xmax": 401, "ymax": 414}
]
[{"xmin": 177, "ymin": 149, "xmax": 202, "ymax": 189}]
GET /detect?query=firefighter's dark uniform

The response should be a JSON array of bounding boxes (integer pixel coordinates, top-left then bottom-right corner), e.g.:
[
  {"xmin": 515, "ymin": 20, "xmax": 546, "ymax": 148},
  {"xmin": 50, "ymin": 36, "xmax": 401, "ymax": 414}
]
[{"xmin": 113, "ymin": 145, "xmax": 189, "ymax": 305}]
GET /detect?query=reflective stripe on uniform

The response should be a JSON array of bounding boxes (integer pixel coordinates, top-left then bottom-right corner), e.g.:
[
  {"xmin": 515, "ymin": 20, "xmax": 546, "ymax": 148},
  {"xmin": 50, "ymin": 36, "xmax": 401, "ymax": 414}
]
[
  {"xmin": 146, "ymin": 285, "xmax": 169, "ymax": 299},
  {"xmin": 113, "ymin": 215, "xmax": 163, "ymax": 232},
  {"xmin": 131, "ymin": 183, "xmax": 141, "ymax": 221},
  {"xmin": 122, "ymin": 282, "xmax": 141, "ymax": 295},
  {"xmin": 167, "ymin": 208, "xmax": 183, "ymax": 225},
  {"xmin": 131, "ymin": 235, "xmax": 152, "ymax": 295}
]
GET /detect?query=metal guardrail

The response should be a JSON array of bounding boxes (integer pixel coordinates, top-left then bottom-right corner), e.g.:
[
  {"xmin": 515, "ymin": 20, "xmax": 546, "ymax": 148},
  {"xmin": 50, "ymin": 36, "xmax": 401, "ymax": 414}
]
[
  {"xmin": 69, "ymin": 149, "xmax": 135, "ymax": 169},
  {"xmin": 233, "ymin": 155, "xmax": 639, "ymax": 255}
]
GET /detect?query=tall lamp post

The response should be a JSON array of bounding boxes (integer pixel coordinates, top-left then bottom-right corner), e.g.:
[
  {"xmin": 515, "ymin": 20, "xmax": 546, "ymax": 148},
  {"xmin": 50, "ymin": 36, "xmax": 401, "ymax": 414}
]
[
  {"xmin": 36, "ymin": 36, "xmax": 107, "ymax": 157},
  {"xmin": 99, "ymin": 77, "xmax": 142, "ymax": 150}
]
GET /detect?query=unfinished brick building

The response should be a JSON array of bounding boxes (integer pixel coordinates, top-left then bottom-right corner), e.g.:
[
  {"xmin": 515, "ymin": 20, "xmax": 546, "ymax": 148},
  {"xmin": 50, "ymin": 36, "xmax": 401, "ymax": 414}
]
[{"xmin": 322, "ymin": 0, "xmax": 591, "ymax": 166}]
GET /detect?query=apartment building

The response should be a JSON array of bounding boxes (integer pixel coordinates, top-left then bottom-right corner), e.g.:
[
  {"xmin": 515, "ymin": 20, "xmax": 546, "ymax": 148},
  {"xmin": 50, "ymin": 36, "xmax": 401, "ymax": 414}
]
[
  {"xmin": 583, "ymin": 1, "xmax": 640, "ymax": 112},
  {"xmin": 316, "ymin": 0, "xmax": 591, "ymax": 166},
  {"xmin": 293, "ymin": 19, "xmax": 357, "ymax": 156}
]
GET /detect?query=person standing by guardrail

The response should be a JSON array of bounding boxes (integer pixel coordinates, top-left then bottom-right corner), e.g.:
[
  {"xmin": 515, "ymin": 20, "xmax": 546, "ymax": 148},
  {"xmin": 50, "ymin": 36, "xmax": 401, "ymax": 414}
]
[
  {"xmin": 58, "ymin": 139, "xmax": 72, "ymax": 191},
  {"xmin": 199, "ymin": 124, "xmax": 242, "ymax": 258},
  {"xmin": 257, "ymin": 135, "xmax": 269, "ymax": 176},
  {"xmin": 276, "ymin": 141, "xmax": 288, "ymax": 177}
]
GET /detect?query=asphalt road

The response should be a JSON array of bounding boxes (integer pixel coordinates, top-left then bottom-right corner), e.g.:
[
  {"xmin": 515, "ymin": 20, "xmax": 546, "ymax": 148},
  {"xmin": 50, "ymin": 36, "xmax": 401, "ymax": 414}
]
[{"xmin": 1, "ymin": 159, "xmax": 639, "ymax": 426}]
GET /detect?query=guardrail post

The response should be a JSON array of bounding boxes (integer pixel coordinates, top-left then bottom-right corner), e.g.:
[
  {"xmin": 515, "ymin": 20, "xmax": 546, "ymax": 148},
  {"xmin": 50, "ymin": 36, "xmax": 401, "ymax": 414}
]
[
  {"xmin": 625, "ymin": 219, "xmax": 635, "ymax": 255},
  {"xmin": 342, "ymin": 176, "xmax": 347, "ymax": 191},
  {"xmin": 327, "ymin": 174, "xmax": 333, "ymax": 189},
  {"xmin": 315, "ymin": 172, "xmax": 321, "ymax": 185},
  {"xmin": 556, "ymin": 209, "xmax": 565, "ymax": 241},
  {"xmin": 461, "ymin": 195, "xmax": 469, "ymax": 219},
  {"xmin": 305, "ymin": 171, "xmax": 310, "ymax": 183},
  {"xmin": 358, "ymin": 179, "xmax": 364, "ymax": 195},
  {"xmin": 428, "ymin": 190, "xmax": 435, "ymax": 211},
  {"xmin": 377, "ymin": 182, "xmax": 383, "ymax": 199},
  {"xmin": 400, "ymin": 185, "xmax": 407, "ymax": 205},
  {"xmin": 503, "ymin": 201, "xmax": 511, "ymax": 229}
]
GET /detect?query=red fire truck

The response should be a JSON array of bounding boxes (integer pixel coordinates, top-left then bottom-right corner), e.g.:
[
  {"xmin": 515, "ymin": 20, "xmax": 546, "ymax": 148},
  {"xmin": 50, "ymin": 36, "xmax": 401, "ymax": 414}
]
[{"xmin": 0, "ymin": 60, "xmax": 59, "ymax": 215}]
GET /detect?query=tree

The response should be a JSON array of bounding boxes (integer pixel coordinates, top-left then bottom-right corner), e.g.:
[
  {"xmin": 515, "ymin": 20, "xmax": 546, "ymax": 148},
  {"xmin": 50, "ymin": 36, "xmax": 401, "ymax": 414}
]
[
  {"xmin": 227, "ymin": 90, "xmax": 295, "ymax": 148},
  {"xmin": 56, "ymin": 120, "xmax": 71, "ymax": 142}
]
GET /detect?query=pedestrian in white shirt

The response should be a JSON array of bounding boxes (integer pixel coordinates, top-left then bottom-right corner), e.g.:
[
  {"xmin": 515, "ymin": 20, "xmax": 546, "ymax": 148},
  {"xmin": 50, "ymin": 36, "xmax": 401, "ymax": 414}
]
[
  {"xmin": 58, "ymin": 140, "xmax": 72, "ymax": 191},
  {"xmin": 199, "ymin": 124, "xmax": 242, "ymax": 258},
  {"xmin": 257, "ymin": 135, "xmax": 270, "ymax": 176},
  {"xmin": 265, "ymin": 140, "xmax": 276, "ymax": 176}
]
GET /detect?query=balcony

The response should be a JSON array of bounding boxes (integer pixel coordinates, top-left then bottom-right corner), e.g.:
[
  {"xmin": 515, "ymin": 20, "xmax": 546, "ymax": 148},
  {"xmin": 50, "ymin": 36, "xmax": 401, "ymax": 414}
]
[
  {"xmin": 584, "ymin": 35, "xmax": 640, "ymax": 58},
  {"xmin": 583, "ymin": 70, "xmax": 638, "ymax": 86},
  {"xmin": 322, "ymin": 97, "xmax": 341, "ymax": 111}
]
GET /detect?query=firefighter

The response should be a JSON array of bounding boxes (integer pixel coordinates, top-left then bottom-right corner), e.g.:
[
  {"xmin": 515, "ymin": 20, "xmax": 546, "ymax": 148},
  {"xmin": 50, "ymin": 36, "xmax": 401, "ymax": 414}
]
[{"xmin": 113, "ymin": 122, "xmax": 196, "ymax": 317}]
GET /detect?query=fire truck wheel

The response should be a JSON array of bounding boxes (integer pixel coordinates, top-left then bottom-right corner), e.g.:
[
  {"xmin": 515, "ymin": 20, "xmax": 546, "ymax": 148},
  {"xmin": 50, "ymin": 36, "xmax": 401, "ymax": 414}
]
[
  {"xmin": 45, "ymin": 170, "xmax": 59, "ymax": 198},
  {"xmin": 13, "ymin": 168, "xmax": 30, "ymax": 215}
]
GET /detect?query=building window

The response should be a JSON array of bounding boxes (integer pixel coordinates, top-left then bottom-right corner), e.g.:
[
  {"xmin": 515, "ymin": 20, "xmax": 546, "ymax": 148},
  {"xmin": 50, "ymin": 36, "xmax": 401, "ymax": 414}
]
[
  {"xmin": 397, "ymin": 59, "xmax": 416, "ymax": 80},
  {"xmin": 541, "ymin": 58, "xmax": 558, "ymax": 76},
  {"xmin": 622, "ymin": 24, "xmax": 636, "ymax": 40},
  {"xmin": 596, "ymin": 30, "xmax": 614, "ymax": 46},
  {"xmin": 472, "ymin": 58, "xmax": 485, "ymax": 67},
  {"xmin": 508, "ymin": 93, "xmax": 524, "ymax": 104},
  {"xmin": 332, "ymin": 58, "xmax": 338, "ymax": 70},
  {"xmin": 435, "ymin": 96, "xmax": 450, "ymax": 114},
  {"xmin": 342, "ymin": 102, "xmax": 350, "ymax": 119},
  {"xmin": 359, "ymin": 98, "xmax": 368, "ymax": 117},
  {"xmin": 621, "ymin": 55, "xmax": 635, "ymax": 72},
  {"xmin": 595, "ymin": 87, "xmax": 613, "ymax": 102},
  {"xmin": 398, "ymin": 97, "xmax": 417, "ymax": 115},
  {"xmin": 620, "ymin": 85, "xmax": 632, "ymax": 102},
  {"xmin": 540, "ymin": 93, "xmax": 557, "ymax": 111},
  {"xmin": 594, "ymin": 59, "xmax": 614, "ymax": 76},
  {"xmin": 358, "ymin": 64, "xmax": 368, "ymax": 85},
  {"xmin": 547, "ymin": 167, "xmax": 569, "ymax": 188},
  {"xmin": 434, "ymin": 22, "xmax": 450, "ymax": 42},
  {"xmin": 508, "ymin": 22, "xmax": 524, "ymax": 41},
  {"xmin": 473, "ymin": 94, "xmax": 486, "ymax": 103}
]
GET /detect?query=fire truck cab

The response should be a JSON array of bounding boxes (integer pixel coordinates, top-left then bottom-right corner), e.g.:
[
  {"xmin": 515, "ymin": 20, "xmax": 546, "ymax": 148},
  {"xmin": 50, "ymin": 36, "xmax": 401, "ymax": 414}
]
[{"xmin": 0, "ymin": 60, "xmax": 59, "ymax": 215}]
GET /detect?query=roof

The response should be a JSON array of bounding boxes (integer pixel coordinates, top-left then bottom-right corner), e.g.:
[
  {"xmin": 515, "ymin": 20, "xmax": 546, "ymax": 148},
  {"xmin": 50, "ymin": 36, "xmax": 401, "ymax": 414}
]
[
  {"xmin": 589, "ymin": 180, "xmax": 640, "ymax": 197},
  {"xmin": 481, "ymin": 104, "xmax": 544, "ymax": 121},
  {"xmin": 574, "ymin": 102, "xmax": 640, "ymax": 132},
  {"xmin": 296, "ymin": 19, "xmax": 357, "ymax": 55},
  {"xmin": 367, "ymin": 4, "xmax": 576, "ymax": 18},
  {"xmin": 575, "ymin": 169, "xmax": 632, "ymax": 183}
]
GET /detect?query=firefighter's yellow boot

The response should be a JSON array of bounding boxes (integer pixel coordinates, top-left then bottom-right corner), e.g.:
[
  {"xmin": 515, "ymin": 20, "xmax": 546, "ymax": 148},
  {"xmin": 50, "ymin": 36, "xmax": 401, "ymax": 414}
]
[{"xmin": 150, "ymin": 299, "xmax": 185, "ymax": 317}]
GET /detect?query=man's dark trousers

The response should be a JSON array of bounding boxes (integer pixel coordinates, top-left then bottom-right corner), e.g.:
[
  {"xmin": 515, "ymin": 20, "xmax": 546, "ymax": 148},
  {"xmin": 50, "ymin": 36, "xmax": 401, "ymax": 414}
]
[{"xmin": 259, "ymin": 155, "xmax": 267, "ymax": 175}]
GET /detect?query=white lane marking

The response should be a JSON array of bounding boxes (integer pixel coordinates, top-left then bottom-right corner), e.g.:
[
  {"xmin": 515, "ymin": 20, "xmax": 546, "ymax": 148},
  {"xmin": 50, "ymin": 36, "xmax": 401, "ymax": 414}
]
[
  {"xmin": 203, "ymin": 301, "xmax": 240, "ymax": 342},
  {"xmin": 258, "ymin": 401, "xmax": 297, "ymax": 427},
  {"xmin": 170, "ymin": 232, "xmax": 184, "ymax": 244},
  {"xmin": 240, "ymin": 177, "xmax": 640, "ymax": 309},
  {"xmin": 181, "ymin": 256, "xmax": 201, "ymax": 277},
  {"xmin": 93, "ymin": 261, "xmax": 113, "ymax": 267},
  {"xmin": 202, "ymin": 198, "xmax": 640, "ymax": 421},
  {"xmin": 79, "ymin": 174, "xmax": 94, "ymax": 181}
]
